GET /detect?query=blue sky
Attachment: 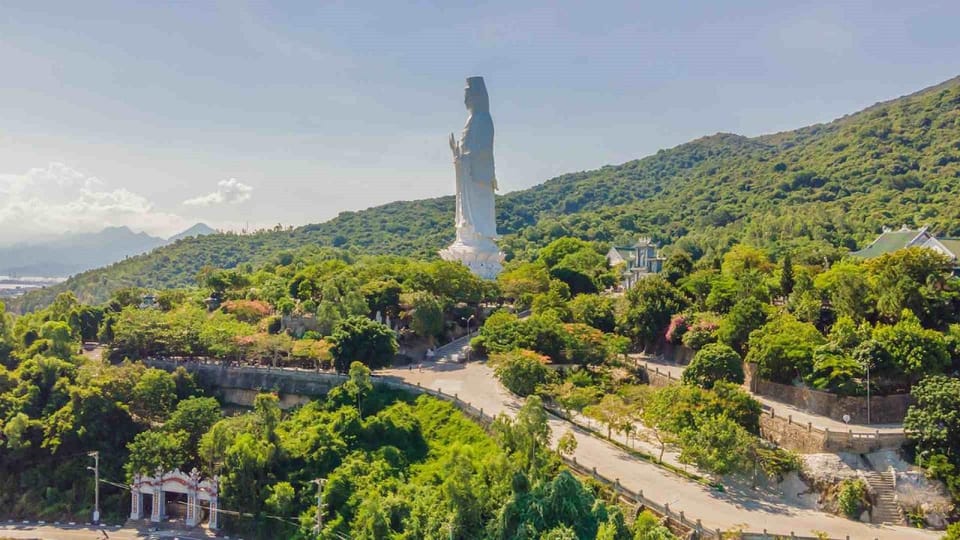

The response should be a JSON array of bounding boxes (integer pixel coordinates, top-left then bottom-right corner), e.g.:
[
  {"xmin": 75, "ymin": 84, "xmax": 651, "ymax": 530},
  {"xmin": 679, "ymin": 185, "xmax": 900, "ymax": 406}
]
[{"xmin": 0, "ymin": 0, "xmax": 957, "ymax": 244}]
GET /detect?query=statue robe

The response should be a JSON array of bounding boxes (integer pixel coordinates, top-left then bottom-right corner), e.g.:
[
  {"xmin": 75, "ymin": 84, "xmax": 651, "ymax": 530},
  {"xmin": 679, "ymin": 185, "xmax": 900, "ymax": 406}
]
[{"xmin": 454, "ymin": 110, "xmax": 498, "ymax": 243}]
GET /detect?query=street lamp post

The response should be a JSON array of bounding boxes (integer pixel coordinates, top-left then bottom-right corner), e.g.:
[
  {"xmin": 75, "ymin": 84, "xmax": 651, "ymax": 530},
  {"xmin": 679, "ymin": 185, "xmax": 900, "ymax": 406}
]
[
  {"xmin": 866, "ymin": 362, "xmax": 871, "ymax": 425},
  {"xmin": 465, "ymin": 315, "xmax": 476, "ymax": 362},
  {"xmin": 87, "ymin": 451, "xmax": 100, "ymax": 524},
  {"xmin": 312, "ymin": 478, "xmax": 327, "ymax": 533}
]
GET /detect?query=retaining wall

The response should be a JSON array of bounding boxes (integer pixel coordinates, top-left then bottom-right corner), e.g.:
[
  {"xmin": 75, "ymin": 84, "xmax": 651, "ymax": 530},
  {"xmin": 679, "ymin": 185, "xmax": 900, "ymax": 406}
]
[
  {"xmin": 634, "ymin": 361, "xmax": 906, "ymax": 454},
  {"xmin": 753, "ymin": 379, "xmax": 911, "ymax": 425},
  {"xmin": 146, "ymin": 359, "xmax": 346, "ymax": 408}
]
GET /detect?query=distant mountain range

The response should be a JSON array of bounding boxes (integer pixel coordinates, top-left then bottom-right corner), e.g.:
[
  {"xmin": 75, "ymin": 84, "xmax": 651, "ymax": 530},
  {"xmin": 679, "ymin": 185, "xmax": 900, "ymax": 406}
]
[{"xmin": 0, "ymin": 223, "xmax": 215, "ymax": 278}]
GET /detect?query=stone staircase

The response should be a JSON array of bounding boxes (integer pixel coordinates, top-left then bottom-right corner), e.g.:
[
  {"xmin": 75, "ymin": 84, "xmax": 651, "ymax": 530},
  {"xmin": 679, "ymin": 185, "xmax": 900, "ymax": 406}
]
[{"xmin": 863, "ymin": 469, "xmax": 904, "ymax": 525}]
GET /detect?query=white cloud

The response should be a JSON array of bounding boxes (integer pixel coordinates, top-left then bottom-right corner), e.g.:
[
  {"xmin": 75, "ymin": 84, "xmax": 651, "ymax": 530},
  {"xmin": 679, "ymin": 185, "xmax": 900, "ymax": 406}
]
[
  {"xmin": 183, "ymin": 178, "xmax": 253, "ymax": 207},
  {"xmin": 0, "ymin": 163, "xmax": 190, "ymax": 246}
]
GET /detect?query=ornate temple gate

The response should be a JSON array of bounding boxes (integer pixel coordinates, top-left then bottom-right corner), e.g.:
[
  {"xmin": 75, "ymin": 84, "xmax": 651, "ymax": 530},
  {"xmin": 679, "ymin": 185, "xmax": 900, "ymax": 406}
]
[{"xmin": 130, "ymin": 467, "xmax": 220, "ymax": 529}]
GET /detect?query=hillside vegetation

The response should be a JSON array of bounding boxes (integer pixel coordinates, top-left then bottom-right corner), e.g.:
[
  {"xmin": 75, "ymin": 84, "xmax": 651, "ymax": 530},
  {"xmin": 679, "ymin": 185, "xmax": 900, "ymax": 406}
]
[{"xmin": 13, "ymin": 76, "xmax": 960, "ymax": 312}]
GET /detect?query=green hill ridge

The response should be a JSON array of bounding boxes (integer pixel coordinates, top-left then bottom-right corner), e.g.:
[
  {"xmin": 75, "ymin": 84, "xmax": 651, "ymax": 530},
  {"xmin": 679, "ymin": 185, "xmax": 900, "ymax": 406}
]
[{"xmin": 12, "ymin": 75, "xmax": 960, "ymax": 312}]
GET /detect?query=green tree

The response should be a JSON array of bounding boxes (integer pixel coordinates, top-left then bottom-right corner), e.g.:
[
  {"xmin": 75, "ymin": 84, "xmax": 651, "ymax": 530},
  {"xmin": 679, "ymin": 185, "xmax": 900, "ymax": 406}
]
[
  {"xmin": 584, "ymin": 394, "xmax": 631, "ymax": 439},
  {"xmin": 904, "ymin": 376, "xmax": 960, "ymax": 462},
  {"xmin": 662, "ymin": 250, "xmax": 694, "ymax": 285},
  {"xmin": 557, "ymin": 429, "xmax": 578, "ymax": 458},
  {"xmin": 491, "ymin": 395, "xmax": 551, "ymax": 475},
  {"xmin": 531, "ymin": 280, "xmax": 573, "ymax": 321},
  {"xmin": 126, "ymin": 429, "xmax": 189, "ymax": 476},
  {"xmin": 40, "ymin": 321, "xmax": 75, "ymax": 359},
  {"xmin": 717, "ymin": 297, "xmax": 768, "ymax": 354},
  {"xmin": 641, "ymin": 389, "xmax": 683, "ymax": 462},
  {"xmin": 405, "ymin": 291, "xmax": 444, "ymax": 344},
  {"xmin": 0, "ymin": 301, "xmax": 12, "ymax": 367},
  {"xmin": 872, "ymin": 311, "xmax": 950, "ymax": 378},
  {"xmin": 222, "ymin": 432, "xmax": 277, "ymax": 516},
  {"xmin": 682, "ymin": 343, "xmax": 744, "ymax": 389},
  {"xmin": 344, "ymin": 361, "xmax": 373, "ymax": 419},
  {"xmin": 745, "ymin": 314, "xmax": 825, "ymax": 383},
  {"xmin": 490, "ymin": 349, "xmax": 553, "ymax": 397},
  {"xmin": 807, "ymin": 345, "xmax": 863, "ymax": 395},
  {"xmin": 519, "ymin": 312, "xmax": 568, "ymax": 361},
  {"xmin": 837, "ymin": 478, "xmax": 867, "ymax": 519},
  {"xmin": 631, "ymin": 510, "xmax": 677, "ymax": 539},
  {"xmin": 291, "ymin": 338, "xmax": 333, "ymax": 370},
  {"xmin": 497, "ymin": 261, "xmax": 551, "ymax": 306},
  {"xmin": 165, "ymin": 397, "xmax": 222, "ymax": 462},
  {"xmin": 568, "ymin": 294, "xmax": 616, "ymax": 333},
  {"xmin": 678, "ymin": 415, "xmax": 754, "ymax": 476},
  {"xmin": 546, "ymin": 380, "xmax": 600, "ymax": 418},
  {"xmin": 265, "ymin": 481, "xmax": 296, "ymax": 517},
  {"xmin": 559, "ymin": 323, "xmax": 612, "ymax": 365},
  {"xmin": 620, "ymin": 275, "xmax": 687, "ymax": 350},
  {"xmin": 779, "ymin": 253, "xmax": 795, "ymax": 296},
  {"xmin": 710, "ymin": 381, "xmax": 762, "ymax": 434},
  {"xmin": 866, "ymin": 247, "xmax": 956, "ymax": 328},
  {"xmin": 538, "ymin": 237, "xmax": 596, "ymax": 268},
  {"xmin": 477, "ymin": 311, "xmax": 524, "ymax": 354},
  {"xmin": 814, "ymin": 261, "xmax": 874, "ymax": 323},
  {"xmin": 132, "ymin": 368, "xmax": 178, "ymax": 421},
  {"xmin": 329, "ymin": 316, "xmax": 398, "ymax": 372}
]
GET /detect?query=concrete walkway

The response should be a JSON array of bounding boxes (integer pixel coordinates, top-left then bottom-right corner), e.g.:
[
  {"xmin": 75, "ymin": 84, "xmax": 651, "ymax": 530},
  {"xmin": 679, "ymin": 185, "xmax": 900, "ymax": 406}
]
[
  {"xmin": 381, "ymin": 361, "xmax": 938, "ymax": 540},
  {"xmin": 633, "ymin": 355, "xmax": 904, "ymax": 435}
]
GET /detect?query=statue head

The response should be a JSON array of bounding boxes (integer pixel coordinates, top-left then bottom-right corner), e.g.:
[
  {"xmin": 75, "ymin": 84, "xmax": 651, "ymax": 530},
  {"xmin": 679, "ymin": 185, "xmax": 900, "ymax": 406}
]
[{"xmin": 464, "ymin": 76, "xmax": 489, "ymax": 113}]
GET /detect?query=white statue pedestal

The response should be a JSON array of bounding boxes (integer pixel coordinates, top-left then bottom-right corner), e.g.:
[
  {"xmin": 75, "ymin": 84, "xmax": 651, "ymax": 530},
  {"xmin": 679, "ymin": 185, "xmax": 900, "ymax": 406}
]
[{"xmin": 440, "ymin": 238, "xmax": 504, "ymax": 280}]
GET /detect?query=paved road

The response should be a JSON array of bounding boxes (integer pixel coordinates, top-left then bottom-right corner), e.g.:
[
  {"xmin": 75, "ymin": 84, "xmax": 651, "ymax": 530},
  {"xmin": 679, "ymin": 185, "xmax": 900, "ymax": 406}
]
[
  {"xmin": 633, "ymin": 355, "xmax": 904, "ymax": 434},
  {"xmin": 381, "ymin": 361, "xmax": 938, "ymax": 540},
  {"xmin": 0, "ymin": 523, "xmax": 210, "ymax": 540}
]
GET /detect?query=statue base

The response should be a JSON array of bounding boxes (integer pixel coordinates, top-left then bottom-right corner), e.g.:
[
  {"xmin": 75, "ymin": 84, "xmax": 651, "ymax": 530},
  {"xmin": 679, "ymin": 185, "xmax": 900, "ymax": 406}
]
[{"xmin": 439, "ymin": 239, "xmax": 504, "ymax": 280}]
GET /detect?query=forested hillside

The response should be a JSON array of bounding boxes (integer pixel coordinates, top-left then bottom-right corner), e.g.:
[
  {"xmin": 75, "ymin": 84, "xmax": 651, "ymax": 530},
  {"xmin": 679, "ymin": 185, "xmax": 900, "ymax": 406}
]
[{"xmin": 13, "ymin": 76, "xmax": 960, "ymax": 312}]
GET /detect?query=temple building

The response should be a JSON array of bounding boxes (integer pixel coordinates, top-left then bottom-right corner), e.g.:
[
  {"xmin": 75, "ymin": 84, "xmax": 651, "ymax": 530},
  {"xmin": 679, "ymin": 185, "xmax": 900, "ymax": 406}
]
[
  {"xmin": 852, "ymin": 225, "xmax": 960, "ymax": 273},
  {"xmin": 606, "ymin": 237, "xmax": 666, "ymax": 289}
]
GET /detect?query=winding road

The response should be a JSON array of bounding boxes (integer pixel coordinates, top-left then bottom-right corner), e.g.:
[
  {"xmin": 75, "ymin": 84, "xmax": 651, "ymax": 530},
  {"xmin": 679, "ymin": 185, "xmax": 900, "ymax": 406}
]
[{"xmin": 381, "ymin": 361, "xmax": 939, "ymax": 540}]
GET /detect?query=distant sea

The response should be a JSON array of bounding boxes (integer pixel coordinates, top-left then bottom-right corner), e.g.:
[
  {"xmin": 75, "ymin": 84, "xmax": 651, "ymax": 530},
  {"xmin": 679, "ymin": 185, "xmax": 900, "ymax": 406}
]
[{"xmin": 0, "ymin": 275, "xmax": 65, "ymax": 297}]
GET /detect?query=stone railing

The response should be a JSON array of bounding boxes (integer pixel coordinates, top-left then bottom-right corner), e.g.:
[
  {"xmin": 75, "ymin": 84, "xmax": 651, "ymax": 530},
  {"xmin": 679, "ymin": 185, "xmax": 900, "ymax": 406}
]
[
  {"xmin": 759, "ymin": 406, "xmax": 906, "ymax": 454},
  {"xmin": 639, "ymin": 362, "xmax": 680, "ymax": 387}
]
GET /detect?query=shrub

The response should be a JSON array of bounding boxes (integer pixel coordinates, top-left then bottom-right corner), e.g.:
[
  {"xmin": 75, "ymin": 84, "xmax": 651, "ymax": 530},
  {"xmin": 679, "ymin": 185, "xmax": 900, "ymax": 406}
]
[
  {"xmin": 837, "ymin": 478, "xmax": 867, "ymax": 519},
  {"xmin": 682, "ymin": 343, "xmax": 744, "ymax": 389},
  {"xmin": 222, "ymin": 299, "xmax": 272, "ymax": 323},
  {"xmin": 681, "ymin": 315, "xmax": 719, "ymax": 350},
  {"xmin": 665, "ymin": 315, "xmax": 688, "ymax": 345},
  {"xmin": 490, "ymin": 349, "xmax": 554, "ymax": 396}
]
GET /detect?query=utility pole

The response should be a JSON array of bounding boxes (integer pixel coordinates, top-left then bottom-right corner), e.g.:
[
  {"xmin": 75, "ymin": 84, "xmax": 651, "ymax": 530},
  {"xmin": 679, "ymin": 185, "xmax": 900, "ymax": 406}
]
[
  {"xmin": 87, "ymin": 451, "xmax": 100, "ymax": 524},
  {"xmin": 312, "ymin": 478, "xmax": 327, "ymax": 533},
  {"xmin": 866, "ymin": 361, "xmax": 871, "ymax": 425}
]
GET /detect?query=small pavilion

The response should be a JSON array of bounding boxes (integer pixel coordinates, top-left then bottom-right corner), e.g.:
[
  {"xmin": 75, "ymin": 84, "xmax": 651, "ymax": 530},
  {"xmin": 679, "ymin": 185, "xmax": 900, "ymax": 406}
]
[{"xmin": 130, "ymin": 467, "xmax": 220, "ymax": 529}]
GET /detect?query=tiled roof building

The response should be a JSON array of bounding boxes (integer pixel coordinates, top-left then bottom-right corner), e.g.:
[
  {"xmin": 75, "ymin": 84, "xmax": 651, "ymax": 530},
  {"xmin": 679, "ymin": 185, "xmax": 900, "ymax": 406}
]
[{"xmin": 852, "ymin": 225, "xmax": 960, "ymax": 271}]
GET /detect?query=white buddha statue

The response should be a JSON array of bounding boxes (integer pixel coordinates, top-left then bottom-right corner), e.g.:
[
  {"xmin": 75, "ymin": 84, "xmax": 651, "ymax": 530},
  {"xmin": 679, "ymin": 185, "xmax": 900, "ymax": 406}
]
[{"xmin": 440, "ymin": 77, "xmax": 504, "ymax": 279}]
